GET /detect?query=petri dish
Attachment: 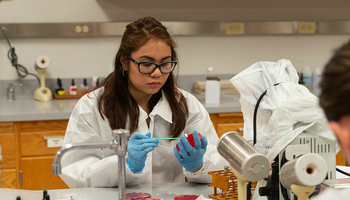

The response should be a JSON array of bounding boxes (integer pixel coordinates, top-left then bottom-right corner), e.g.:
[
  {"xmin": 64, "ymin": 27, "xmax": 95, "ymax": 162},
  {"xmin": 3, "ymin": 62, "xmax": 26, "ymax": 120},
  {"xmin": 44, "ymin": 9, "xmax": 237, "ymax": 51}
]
[
  {"xmin": 126, "ymin": 192, "xmax": 152, "ymax": 200},
  {"xmin": 155, "ymin": 191, "xmax": 181, "ymax": 200}
]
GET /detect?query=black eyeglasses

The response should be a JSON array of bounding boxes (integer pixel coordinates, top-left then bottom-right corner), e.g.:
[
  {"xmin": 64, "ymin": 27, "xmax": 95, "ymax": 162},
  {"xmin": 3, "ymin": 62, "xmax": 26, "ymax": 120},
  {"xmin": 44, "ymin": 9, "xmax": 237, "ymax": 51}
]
[{"xmin": 128, "ymin": 56, "xmax": 177, "ymax": 74}]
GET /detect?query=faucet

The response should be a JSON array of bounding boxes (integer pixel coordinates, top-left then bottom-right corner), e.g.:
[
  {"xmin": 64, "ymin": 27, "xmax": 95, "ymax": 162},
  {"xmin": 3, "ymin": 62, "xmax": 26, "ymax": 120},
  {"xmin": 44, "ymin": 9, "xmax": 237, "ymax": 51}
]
[
  {"xmin": 7, "ymin": 83, "xmax": 23, "ymax": 100},
  {"xmin": 52, "ymin": 129, "xmax": 130, "ymax": 200}
]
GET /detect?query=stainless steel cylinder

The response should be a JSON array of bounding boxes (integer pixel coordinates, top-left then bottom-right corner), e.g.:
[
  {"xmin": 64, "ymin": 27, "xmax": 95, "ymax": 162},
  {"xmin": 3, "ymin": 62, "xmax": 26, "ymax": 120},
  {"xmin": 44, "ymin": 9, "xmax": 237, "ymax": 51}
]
[
  {"xmin": 217, "ymin": 131, "xmax": 269, "ymax": 182},
  {"xmin": 280, "ymin": 153, "xmax": 327, "ymax": 189}
]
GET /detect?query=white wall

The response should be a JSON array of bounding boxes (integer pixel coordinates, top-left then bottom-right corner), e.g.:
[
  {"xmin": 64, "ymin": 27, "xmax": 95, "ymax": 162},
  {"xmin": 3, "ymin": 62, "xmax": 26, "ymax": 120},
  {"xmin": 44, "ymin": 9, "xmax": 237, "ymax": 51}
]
[{"xmin": 1, "ymin": 0, "xmax": 350, "ymax": 80}]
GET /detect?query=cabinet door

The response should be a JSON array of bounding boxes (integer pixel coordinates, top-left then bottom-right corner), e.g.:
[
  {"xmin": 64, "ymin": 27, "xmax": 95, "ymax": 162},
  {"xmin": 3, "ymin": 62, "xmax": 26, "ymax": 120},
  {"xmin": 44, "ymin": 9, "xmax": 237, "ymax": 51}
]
[
  {"xmin": 1, "ymin": 169, "xmax": 17, "ymax": 188},
  {"xmin": 217, "ymin": 123, "xmax": 244, "ymax": 138},
  {"xmin": 336, "ymin": 151, "xmax": 347, "ymax": 166},
  {"xmin": 0, "ymin": 123, "xmax": 16, "ymax": 169},
  {"xmin": 21, "ymin": 156, "xmax": 69, "ymax": 190}
]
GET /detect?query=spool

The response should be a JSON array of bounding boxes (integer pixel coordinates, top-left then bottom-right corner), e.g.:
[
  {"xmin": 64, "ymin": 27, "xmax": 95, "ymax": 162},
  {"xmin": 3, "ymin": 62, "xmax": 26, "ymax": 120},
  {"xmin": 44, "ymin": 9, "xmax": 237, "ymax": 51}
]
[
  {"xmin": 217, "ymin": 131, "xmax": 269, "ymax": 182},
  {"xmin": 280, "ymin": 153, "xmax": 327, "ymax": 190}
]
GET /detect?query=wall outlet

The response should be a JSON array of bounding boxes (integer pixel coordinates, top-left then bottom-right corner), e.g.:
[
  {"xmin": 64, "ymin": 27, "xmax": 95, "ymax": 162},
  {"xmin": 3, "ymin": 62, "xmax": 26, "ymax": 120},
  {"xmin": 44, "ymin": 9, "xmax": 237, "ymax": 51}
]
[
  {"xmin": 82, "ymin": 25, "xmax": 89, "ymax": 33},
  {"xmin": 298, "ymin": 22, "xmax": 316, "ymax": 34},
  {"xmin": 75, "ymin": 26, "xmax": 82, "ymax": 33},
  {"xmin": 226, "ymin": 22, "xmax": 244, "ymax": 35}
]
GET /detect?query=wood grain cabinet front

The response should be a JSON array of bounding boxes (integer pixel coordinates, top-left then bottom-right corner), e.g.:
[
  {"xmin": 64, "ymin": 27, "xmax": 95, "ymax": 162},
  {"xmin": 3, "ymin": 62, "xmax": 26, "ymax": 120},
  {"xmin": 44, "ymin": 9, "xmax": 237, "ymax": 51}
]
[
  {"xmin": 211, "ymin": 113, "xmax": 244, "ymax": 138},
  {"xmin": 0, "ymin": 122, "xmax": 17, "ymax": 189},
  {"xmin": 19, "ymin": 120, "xmax": 69, "ymax": 190}
]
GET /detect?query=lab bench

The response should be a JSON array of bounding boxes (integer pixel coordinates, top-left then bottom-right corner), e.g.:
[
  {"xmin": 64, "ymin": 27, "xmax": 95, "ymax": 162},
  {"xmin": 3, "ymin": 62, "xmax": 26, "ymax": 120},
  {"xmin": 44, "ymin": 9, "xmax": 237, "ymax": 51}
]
[
  {"xmin": 0, "ymin": 95, "xmax": 242, "ymax": 190},
  {"xmin": 0, "ymin": 182, "xmax": 213, "ymax": 200},
  {"xmin": 0, "ymin": 96, "xmax": 346, "ymax": 190}
]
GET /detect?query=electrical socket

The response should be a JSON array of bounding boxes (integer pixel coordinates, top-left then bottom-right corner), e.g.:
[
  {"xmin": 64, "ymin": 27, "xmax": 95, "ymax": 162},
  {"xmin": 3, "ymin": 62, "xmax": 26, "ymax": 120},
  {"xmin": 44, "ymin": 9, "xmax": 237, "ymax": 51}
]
[
  {"xmin": 75, "ymin": 26, "xmax": 82, "ymax": 33},
  {"xmin": 226, "ymin": 22, "xmax": 244, "ymax": 35},
  {"xmin": 298, "ymin": 22, "xmax": 316, "ymax": 34}
]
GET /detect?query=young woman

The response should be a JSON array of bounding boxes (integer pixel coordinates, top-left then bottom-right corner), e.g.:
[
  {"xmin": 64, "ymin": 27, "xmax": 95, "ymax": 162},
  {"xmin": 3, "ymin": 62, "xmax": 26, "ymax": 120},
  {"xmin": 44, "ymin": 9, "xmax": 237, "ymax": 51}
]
[{"xmin": 59, "ymin": 16, "xmax": 228, "ymax": 188}]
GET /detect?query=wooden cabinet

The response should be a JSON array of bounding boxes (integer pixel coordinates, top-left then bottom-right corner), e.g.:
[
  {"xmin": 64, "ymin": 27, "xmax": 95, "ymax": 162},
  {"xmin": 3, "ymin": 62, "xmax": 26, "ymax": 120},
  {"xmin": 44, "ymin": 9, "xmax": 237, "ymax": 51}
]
[
  {"xmin": 210, "ymin": 113, "xmax": 244, "ymax": 138},
  {"xmin": 0, "ymin": 120, "xmax": 69, "ymax": 190},
  {"xmin": 19, "ymin": 120, "xmax": 69, "ymax": 190},
  {"xmin": 21, "ymin": 156, "xmax": 68, "ymax": 190},
  {"xmin": 0, "ymin": 122, "xmax": 17, "ymax": 189}
]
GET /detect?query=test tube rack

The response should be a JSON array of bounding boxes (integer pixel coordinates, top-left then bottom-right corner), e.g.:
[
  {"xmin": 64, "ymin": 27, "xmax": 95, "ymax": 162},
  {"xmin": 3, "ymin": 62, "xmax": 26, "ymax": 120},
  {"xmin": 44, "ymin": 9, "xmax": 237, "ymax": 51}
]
[{"xmin": 208, "ymin": 169, "xmax": 257, "ymax": 200}]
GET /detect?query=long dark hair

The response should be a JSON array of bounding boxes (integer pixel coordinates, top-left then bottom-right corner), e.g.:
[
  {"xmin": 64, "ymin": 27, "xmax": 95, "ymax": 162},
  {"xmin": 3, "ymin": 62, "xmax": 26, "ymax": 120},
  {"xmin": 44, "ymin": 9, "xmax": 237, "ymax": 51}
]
[
  {"xmin": 319, "ymin": 40, "xmax": 350, "ymax": 121},
  {"xmin": 95, "ymin": 16, "xmax": 188, "ymax": 137}
]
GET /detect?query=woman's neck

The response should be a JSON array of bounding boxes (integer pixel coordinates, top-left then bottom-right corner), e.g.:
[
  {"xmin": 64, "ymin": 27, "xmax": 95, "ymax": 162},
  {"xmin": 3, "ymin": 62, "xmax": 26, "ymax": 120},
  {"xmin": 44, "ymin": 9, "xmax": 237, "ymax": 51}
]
[{"xmin": 130, "ymin": 93, "xmax": 152, "ymax": 114}]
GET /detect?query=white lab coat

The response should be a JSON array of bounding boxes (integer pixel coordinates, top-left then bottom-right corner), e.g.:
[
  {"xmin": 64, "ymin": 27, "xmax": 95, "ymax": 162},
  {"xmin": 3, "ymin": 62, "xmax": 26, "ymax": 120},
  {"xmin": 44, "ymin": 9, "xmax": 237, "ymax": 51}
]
[
  {"xmin": 310, "ymin": 188, "xmax": 350, "ymax": 199},
  {"xmin": 59, "ymin": 87, "xmax": 229, "ymax": 188}
]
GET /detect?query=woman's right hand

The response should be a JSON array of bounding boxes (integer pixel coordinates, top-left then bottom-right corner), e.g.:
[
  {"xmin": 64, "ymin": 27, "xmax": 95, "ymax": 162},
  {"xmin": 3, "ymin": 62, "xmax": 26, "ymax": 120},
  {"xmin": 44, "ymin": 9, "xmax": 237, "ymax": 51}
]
[{"xmin": 127, "ymin": 132, "xmax": 159, "ymax": 172}]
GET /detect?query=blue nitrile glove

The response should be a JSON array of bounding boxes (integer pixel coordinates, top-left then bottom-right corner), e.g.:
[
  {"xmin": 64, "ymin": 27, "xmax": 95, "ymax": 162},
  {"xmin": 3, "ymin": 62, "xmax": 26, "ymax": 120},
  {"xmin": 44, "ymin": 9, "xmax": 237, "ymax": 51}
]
[
  {"xmin": 127, "ymin": 132, "xmax": 159, "ymax": 172},
  {"xmin": 173, "ymin": 130, "xmax": 208, "ymax": 172}
]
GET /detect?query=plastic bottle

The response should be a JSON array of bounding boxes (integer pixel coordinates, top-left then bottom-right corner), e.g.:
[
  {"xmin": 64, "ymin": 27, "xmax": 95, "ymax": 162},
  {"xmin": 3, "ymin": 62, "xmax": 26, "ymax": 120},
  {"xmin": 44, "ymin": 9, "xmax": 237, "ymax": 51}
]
[
  {"xmin": 91, "ymin": 76, "xmax": 98, "ymax": 90},
  {"xmin": 70, "ymin": 79, "xmax": 77, "ymax": 95},
  {"xmin": 312, "ymin": 67, "xmax": 322, "ymax": 96},
  {"xmin": 79, "ymin": 78, "xmax": 89, "ymax": 94},
  {"xmin": 299, "ymin": 73, "xmax": 305, "ymax": 86},
  {"xmin": 303, "ymin": 66, "xmax": 312, "ymax": 91}
]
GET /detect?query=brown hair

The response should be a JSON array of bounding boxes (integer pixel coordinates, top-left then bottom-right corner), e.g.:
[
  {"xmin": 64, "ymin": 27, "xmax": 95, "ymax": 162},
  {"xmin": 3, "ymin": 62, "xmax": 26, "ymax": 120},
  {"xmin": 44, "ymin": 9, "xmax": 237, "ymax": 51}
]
[
  {"xmin": 95, "ymin": 16, "xmax": 188, "ymax": 137},
  {"xmin": 319, "ymin": 40, "xmax": 350, "ymax": 121}
]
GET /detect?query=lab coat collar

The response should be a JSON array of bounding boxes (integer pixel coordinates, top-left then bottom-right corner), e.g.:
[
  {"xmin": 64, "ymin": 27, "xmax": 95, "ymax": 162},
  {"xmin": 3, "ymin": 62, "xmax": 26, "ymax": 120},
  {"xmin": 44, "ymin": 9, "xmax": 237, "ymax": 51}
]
[
  {"xmin": 150, "ymin": 90, "xmax": 173, "ymax": 124},
  {"xmin": 138, "ymin": 90, "xmax": 173, "ymax": 125}
]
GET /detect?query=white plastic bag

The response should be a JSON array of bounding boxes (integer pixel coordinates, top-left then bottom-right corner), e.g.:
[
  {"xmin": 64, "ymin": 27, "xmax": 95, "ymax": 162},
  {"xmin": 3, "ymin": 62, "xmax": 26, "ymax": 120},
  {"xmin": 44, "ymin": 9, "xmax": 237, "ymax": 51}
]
[{"xmin": 230, "ymin": 59, "xmax": 338, "ymax": 162}]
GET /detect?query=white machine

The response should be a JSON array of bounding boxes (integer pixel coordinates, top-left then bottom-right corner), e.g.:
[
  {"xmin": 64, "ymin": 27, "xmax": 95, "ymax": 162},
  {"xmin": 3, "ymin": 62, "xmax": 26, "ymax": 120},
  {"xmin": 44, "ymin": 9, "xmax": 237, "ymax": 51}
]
[
  {"xmin": 34, "ymin": 55, "xmax": 52, "ymax": 102},
  {"xmin": 258, "ymin": 131, "xmax": 336, "ymax": 200}
]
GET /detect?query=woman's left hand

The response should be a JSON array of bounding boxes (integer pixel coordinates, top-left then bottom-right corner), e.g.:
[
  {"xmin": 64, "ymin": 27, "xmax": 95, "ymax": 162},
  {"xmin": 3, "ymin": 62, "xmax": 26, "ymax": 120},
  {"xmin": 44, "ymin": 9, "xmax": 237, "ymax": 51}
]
[{"xmin": 173, "ymin": 130, "xmax": 208, "ymax": 172}]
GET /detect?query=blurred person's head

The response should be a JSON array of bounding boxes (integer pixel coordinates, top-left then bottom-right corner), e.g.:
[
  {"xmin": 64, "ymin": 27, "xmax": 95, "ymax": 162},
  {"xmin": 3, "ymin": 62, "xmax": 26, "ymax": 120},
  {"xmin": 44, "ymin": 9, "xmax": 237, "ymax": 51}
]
[{"xmin": 319, "ymin": 40, "xmax": 350, "ymax": 164}]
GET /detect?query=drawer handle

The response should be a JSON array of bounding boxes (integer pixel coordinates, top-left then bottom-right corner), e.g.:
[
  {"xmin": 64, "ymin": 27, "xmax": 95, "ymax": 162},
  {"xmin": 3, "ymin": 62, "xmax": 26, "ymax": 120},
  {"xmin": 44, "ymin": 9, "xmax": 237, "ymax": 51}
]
[
  {"xmin": 238, "ymin": 127, "xmax": 244, "ymax": 131},
  {"xmin": 43, "ymin": 136, "xmax": 65, "ymax": 148}
]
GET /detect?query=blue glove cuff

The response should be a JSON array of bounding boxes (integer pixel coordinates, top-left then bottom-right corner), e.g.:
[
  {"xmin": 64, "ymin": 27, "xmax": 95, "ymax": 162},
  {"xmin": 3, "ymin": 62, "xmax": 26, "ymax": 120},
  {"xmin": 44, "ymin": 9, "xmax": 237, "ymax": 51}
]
[
  {"xmin": 184, "ymin": 158, "xmax": 203, "ymax": 172},
  {"xmin": 126, "ymin": 158, "xmax": 145, "ymax": 173}
]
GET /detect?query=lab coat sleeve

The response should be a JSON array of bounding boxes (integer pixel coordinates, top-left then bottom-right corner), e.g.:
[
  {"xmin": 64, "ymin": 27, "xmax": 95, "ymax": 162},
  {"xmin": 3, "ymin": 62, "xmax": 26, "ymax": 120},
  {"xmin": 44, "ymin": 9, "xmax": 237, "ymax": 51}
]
[
  {"xmin": 59, "ymin": 91, "xmax": 151, "ymax": 188},
  {"xmin": 180, "ymin": 90, "xmax": 229, "ymax": 183}
]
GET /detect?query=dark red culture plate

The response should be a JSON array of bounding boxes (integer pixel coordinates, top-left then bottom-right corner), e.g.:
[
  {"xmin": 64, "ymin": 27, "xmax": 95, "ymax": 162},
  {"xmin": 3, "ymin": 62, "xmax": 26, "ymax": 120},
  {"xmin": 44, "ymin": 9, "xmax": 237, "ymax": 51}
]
[
  {"xmin": 126, "ymin": 192, "xmax": 152, "ymax": 200},
  {"xmin": 174, "ymin": 195, "xmax": 199, "ymax": 200}
]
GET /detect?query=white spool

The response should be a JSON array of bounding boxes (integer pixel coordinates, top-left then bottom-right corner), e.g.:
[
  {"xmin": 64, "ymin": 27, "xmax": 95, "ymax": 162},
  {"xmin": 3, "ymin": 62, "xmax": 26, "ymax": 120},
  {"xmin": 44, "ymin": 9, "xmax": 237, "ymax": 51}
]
[{"xmin": 280, "ymin": 153, "xmax": 327, "ymax": 190}]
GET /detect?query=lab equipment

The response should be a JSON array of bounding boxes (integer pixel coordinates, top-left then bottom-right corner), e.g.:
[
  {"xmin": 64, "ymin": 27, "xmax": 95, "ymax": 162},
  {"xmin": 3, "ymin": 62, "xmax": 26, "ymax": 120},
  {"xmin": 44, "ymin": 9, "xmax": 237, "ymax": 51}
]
[
  {"xmin": 69, "ymin": 79, "xmax": 77, "ymax": 95},
  {"xmin": 34, "ymin": 55, "xmax": 52, "ymax": 102},
  {"xmin": 79, "ymin": 78, "xmax": 89, "ymax": 94},
  {"xmin": 52, "ymin": 129, "xmax": 129, "ymax": 200},
  {"xmin": 208, "ymin": 166, "xmax": 257, "ymax": 200},
  {"xmin": 154, "ymin": 138, "xmax": 180, "ymax": 140},
  {"xmin": 176, "ymin": 132, "xmax": 202, "ymax": 152},
  {"xmin": 126, "ymin": 192, "xmax": 151, "ymax": 200},
  {"xmin": 174, "ymin": 195, "xmax": 199, "ymax": 200},
  {"xmin": 7, "ymin": 83, "xmax": 22, "ymax": 100},
  {"xmin": 229, "ymin": 59, "xmax": 337, "ymax": 163},
  {"xmin": 55, "ymin": 78, "xmax": 65, "ymax": 95},
  {"xmin": 312, "ymin": 67, "xmax": 322, "ymax": 96},
  {"xmin": 280, "ymin": 154, "xmax": 327, "ymax": 190},
  {"xmin": 303, "ymin": 66, "xmax": 313, "ymax": 91},
  {"xmin": 257, "ymin": 131, "xmax": 336, "ymax": 200},
  {"xmin": 174, "ymin": 131, "xmax": 207, "ymax": 172},
  {"xmin": 205, "ymin": 76, "xmax": 220, "ymax": 105},
  {"xmin": 217, "ymin": 131, "xmax": 269, "ymax": 200},
  {"xmin": 127, "ymin": 132, "xmax": 159, "ymax": 172}
]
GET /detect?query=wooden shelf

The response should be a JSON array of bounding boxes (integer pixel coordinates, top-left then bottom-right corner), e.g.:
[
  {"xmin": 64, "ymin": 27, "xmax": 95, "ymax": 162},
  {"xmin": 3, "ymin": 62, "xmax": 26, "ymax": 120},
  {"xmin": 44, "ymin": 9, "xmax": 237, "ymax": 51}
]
[{"xmin": 53, "ymin": 92, "xmax": 85, "ymax": 99}]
